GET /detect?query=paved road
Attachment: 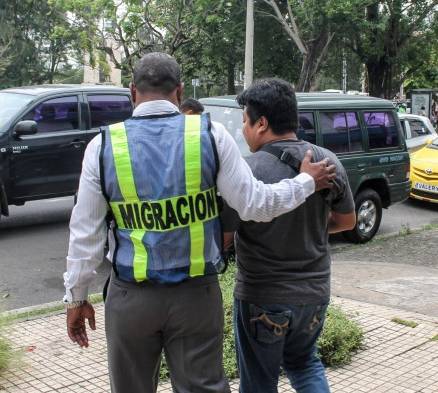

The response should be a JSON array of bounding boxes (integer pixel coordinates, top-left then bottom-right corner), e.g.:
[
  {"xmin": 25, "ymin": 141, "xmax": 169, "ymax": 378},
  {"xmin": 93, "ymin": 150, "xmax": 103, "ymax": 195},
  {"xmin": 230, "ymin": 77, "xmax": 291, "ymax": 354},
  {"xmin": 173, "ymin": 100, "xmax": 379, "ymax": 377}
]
[
  {"xmin": 0, "ymin": 197, "xmax": 111, "ymax": 311},
  {"xmin": 0, "ymin": 197, "xmax": 438, "ymax": 311}
]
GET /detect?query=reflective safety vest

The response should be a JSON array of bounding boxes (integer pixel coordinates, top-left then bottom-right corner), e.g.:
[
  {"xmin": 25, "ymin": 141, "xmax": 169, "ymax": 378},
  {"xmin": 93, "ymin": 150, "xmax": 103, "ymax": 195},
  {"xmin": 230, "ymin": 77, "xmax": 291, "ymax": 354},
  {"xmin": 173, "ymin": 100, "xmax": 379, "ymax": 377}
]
[{"xmin": 100, "ymin": 113, "xmax": 224, "ymax": 284}]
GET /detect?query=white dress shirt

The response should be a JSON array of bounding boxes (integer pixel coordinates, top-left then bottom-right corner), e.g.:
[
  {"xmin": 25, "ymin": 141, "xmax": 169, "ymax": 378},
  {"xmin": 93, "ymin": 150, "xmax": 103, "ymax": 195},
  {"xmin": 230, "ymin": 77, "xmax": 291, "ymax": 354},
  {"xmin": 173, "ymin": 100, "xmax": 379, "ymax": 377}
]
[{"xmin": 63, "ymin": 100, "xmax": 315, "ymax": 301}]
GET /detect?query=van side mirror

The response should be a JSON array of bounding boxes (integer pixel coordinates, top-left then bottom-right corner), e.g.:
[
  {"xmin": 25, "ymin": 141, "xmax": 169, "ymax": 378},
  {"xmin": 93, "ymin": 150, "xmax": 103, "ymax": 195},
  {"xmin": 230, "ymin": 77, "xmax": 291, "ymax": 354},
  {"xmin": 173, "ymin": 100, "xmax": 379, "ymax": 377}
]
[{"xmin": 14, "ymin": 120, "xmax": 37, "ymax": 136}]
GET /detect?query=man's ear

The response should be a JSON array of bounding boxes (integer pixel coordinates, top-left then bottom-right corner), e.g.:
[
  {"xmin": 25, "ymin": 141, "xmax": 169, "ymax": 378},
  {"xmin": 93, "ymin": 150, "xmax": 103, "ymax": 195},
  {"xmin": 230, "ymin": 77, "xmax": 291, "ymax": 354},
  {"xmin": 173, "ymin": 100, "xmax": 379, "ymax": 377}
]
[
  {"xmin": 130, "ymin": 83, "xmax": 137, "ymax": 106},
  {"xmin": 176, "ymin": 83, "xmax": 184, "ymax": 106},
  {"xmin": 257, "ymin": 116, "xmax": 269, "ymax": 134}
]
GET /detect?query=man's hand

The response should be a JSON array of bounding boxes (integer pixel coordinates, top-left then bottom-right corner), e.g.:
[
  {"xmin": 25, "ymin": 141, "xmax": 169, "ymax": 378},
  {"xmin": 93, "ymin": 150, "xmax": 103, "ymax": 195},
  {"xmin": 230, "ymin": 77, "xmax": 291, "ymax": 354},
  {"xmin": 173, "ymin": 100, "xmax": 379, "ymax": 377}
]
[
  {"xmin": 301, "ymin": 150, "xmax": 336, "ymax": 191},
  {"xmin": 67, "ymin": 301, "xmax": 96, "ymax": 348}
]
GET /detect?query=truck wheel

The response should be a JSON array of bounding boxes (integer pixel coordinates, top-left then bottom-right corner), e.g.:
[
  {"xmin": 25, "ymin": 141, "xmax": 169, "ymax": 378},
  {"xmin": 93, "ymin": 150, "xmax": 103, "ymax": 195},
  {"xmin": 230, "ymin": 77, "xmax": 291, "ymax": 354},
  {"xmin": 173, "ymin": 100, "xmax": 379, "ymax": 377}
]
[{"xmin": 343, "ymin": 188, "xmax": 382, "ymax": 243}]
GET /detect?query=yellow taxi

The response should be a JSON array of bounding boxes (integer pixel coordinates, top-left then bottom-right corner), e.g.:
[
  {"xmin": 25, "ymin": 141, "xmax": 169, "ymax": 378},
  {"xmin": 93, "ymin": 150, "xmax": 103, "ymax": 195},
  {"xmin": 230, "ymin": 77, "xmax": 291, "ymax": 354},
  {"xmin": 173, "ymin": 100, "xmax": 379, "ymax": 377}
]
[{"xmin": 410, "ymin": 137, "xmax": 438, "ymax": 203}]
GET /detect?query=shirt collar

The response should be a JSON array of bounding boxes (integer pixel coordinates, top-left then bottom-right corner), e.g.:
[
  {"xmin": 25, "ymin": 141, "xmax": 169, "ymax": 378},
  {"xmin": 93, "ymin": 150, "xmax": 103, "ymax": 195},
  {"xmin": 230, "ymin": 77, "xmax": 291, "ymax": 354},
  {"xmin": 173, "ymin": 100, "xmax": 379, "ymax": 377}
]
[{"xmin": 132, "ymin": 100, "xmax": 180, "ymax": 117}]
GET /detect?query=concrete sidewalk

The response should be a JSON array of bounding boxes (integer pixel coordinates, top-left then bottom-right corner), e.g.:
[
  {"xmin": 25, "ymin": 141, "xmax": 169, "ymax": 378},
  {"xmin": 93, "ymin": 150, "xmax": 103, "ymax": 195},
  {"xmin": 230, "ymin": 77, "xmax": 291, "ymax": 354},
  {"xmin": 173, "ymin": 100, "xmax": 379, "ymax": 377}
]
[{"xmin": 0, "ymin": 296, "xmax": 437, "ymax": 393}]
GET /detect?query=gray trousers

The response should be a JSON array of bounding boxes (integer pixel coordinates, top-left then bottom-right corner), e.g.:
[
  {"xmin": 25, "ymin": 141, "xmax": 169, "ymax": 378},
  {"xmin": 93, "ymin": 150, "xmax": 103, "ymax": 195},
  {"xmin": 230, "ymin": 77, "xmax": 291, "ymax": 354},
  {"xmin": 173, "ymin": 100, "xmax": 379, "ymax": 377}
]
[{"xmin": 105, "ymin": 273, "xmax": 231, "ymax": 393}]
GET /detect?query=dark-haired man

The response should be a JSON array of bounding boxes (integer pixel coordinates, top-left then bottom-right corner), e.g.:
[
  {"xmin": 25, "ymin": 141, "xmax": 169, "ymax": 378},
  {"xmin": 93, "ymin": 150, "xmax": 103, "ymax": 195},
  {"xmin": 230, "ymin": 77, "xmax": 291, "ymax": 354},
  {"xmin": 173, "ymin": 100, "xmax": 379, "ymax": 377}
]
[
  {"xmin": 222, "ymin": 78, "xmax": 356, "ymax": 393},
  {"xmin": 63, "ymin": 53, "xmax": 336, "ymax": 393},
  {"xmin": 181, "ymin": 97, "xmax": 205, "ymax": 114}
]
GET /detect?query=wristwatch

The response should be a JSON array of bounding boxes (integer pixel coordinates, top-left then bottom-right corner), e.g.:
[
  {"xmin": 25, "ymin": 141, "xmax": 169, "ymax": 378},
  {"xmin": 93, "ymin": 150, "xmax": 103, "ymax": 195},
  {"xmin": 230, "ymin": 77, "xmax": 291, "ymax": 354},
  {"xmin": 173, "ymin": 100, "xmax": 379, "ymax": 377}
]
[{"xmin": 65, "ymin": 300, "xmax": 87, "ymax": 309}]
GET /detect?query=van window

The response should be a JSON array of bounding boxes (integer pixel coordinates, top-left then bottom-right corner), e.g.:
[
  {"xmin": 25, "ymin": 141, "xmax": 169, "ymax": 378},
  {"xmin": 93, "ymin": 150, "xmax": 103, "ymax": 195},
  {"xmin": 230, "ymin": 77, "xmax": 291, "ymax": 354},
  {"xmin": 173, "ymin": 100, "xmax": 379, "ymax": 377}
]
[
  {"xmin": 298, "ymin": 112, "xmax": 316, "ymax": 144},
  {"xmin": 23, "ymin": 96, "xmax": 79, "ymax": 133},
  {"xmin": 408, "ymin": 119, "xmax": 431, "ymax": 138},
  {"xmin": 203, "ymin": 105, "xmax": 250, "ymax": 156},
  {"xmin": 88, "ymin": 95, "xmax": 132, "ymax": 128},
  {"xmin": 320, "ymin": 112, "xmax": 362, "ymax": 153},
  {"xmin": 364, "ymin": 111, "xmax": 399, "ymax": 149}
]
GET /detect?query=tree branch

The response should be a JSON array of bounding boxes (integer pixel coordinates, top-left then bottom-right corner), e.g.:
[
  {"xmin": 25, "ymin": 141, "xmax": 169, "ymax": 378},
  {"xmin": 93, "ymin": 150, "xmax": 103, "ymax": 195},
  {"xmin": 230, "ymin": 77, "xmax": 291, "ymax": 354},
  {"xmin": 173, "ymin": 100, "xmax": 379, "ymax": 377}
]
[{"xmin": 261, "ymin": 0, "xmax": 307, "ymax": 55}]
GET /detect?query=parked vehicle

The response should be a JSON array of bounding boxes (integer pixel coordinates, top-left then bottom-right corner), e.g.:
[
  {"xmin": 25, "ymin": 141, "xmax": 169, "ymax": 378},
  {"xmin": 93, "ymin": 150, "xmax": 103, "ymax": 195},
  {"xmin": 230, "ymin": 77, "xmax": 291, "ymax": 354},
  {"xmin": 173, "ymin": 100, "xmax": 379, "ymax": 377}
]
[
  {"xmin": 398, "ymin": 113, "xmax": 437, "ymax": 152},
  {"xmin": 0, "ymin": 84, "xmax": 132, "ymax": 219},
  {"xmin": 410, "ymin": 137, "xmax": 438, "ymax": 204},
  {"xmin": 200, "ymin": 93, "xmax": 411, "ymax": 243}
]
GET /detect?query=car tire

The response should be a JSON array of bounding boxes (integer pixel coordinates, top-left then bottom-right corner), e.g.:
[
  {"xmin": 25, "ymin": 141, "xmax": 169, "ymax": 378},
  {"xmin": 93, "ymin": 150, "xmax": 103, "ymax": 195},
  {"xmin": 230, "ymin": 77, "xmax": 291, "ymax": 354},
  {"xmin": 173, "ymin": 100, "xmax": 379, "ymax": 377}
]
[{"xmin": 343, "ymin": 188, "xmax": 382, "ymax": 244}]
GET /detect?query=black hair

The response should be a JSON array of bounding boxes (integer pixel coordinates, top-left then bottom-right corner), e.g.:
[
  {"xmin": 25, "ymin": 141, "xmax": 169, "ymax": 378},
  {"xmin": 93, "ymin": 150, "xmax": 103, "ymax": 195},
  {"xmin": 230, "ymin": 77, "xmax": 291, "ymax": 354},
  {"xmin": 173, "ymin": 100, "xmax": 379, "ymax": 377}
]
[
  {"xmin": 236, "ymin": 78, "xmax": 298, "ymax": 135},
  {"xmin": 180, "ymin": 98, "xmax": 204, "ymax": 114},
  {"xmin": 133, "ymin": 52, "xmax": 181, "ymax": 94}
]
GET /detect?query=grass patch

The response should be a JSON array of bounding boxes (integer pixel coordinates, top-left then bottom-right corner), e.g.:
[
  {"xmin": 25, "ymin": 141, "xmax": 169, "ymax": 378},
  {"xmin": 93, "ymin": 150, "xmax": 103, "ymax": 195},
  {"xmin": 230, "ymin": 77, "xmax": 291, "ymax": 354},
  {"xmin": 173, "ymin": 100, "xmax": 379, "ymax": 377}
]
[
  {"xmin": 0, "ymin": 314, "xmax": 17, "ymax": 376},
  {"xmin": 159, "ymin": 263, "xmax": 363, "ymax": 379},
  {"xmin": 318, "ymin": 306, "xmax": 364, "ymax": 367},
  {"xmin": 391, "ymin": 317, "xmax": 418, "ymax": 328},
  {"xmin": 430, "ymin": 334, "xmax": 438, "ymax": 342},
  {"xmin": 398, "ymin": 224, "xmax": 412, "ymax": 236}
]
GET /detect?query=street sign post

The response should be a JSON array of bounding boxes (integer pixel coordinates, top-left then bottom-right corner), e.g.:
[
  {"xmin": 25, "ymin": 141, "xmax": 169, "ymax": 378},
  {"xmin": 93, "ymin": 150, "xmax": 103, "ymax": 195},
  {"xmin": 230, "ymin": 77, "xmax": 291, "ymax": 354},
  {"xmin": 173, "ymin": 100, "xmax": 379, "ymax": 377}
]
[{"xmin": 191, "ymin": 78, "xmax": 200, "ymax": 99}]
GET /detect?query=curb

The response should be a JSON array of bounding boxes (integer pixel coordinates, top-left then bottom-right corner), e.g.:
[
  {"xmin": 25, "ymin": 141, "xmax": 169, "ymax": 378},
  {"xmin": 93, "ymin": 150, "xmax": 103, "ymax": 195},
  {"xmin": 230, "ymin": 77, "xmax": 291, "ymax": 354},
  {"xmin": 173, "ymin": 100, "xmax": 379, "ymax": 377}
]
[
  {"xmin": 330, "ymin": 223, "xmax": 438, "ymax": 253},
  {"xmin": 1, "ymin": 293, "xmax": 103, "ymax": 321}
]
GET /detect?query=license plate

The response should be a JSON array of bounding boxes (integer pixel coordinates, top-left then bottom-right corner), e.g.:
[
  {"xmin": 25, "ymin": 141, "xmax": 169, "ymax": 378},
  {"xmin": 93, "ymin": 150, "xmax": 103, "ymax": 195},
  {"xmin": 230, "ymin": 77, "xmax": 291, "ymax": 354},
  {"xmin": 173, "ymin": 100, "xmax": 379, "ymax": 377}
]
[{"xmin": 414, "ymin": 182, "xmax": 438, "ymax": 194}]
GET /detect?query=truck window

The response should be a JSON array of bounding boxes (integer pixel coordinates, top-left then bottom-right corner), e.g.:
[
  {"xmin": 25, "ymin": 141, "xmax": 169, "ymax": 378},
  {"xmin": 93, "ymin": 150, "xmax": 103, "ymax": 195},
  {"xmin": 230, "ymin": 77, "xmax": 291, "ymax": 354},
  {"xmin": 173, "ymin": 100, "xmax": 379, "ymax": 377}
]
[
  {"xmin": 320, "ymin": 112, "xmax": 362, "ymax": 153},
  {"xmin": 22, "ymin": 96, "xmax": 79, "ymax": 133},
  {"xmin": 364, "ymin": 111, "xmax": 399, "ymax": 149},
  {"xmin": 88, "ymin": 95, "xmax": 133, "ymax": 128},
  {"xmin": 298, "ymin": 112, "xmax": 316, "ymax": 144}
]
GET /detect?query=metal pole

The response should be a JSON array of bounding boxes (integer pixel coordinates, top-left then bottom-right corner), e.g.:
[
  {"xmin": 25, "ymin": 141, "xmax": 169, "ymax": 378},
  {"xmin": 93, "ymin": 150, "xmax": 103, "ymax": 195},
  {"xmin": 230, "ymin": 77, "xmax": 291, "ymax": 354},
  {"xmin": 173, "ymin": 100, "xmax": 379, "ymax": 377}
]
[
  {"xmin": 342, "ymin": 48, "xmax": 347, "ymax": 93},
  {"xmin": 244, "ymin": 0, "xmax": 254, "ymax": 89}
]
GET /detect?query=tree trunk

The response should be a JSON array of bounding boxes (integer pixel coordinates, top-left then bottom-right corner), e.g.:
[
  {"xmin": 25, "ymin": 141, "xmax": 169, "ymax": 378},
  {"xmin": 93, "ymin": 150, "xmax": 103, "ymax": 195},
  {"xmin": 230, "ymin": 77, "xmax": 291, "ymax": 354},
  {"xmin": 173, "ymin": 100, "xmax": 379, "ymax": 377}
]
[
  {"xmin": 227, "ymin": 60, "xmax": 235, "ymax": 95},
  {"xmin": 365, "ymin": 1, "xmax": 402, "ymax": 98},
  {"xmin": 296, "ymin": 29, "xmax": 332, "ymax": 92},
  {"xmin": 366, "ymin": 58, "xmax": 386, "ymax": 98}
]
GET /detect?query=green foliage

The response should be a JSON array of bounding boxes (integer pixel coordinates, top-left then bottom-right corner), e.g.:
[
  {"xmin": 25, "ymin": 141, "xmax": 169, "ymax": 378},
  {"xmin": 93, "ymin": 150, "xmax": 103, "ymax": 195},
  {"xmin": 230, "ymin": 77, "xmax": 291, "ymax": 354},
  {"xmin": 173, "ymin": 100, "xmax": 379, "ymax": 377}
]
[
  {"xmin": 330, "ymin": 0, "xmax": 438, "ymax": 97},
  {"xmin": 1, "ymin": 0, "xmax": 436, "ymax": 94},
  {"xmin": 0, "ymin": 0, "xmax": 81, "ymax": 88},
  {"xmin": 0, "ymin": 315, "xmax": 14, "ymax": 375},
  {"xmin": 219, "ymin": 260, "xmax": 239, "ymax": 378},
  {"xmin": 318, "ymin": 306, "xmax": 364, "ymax": 367},
  {"xmin": 391, "ymin": 318, "xmax": 418, "ymax": 328}
]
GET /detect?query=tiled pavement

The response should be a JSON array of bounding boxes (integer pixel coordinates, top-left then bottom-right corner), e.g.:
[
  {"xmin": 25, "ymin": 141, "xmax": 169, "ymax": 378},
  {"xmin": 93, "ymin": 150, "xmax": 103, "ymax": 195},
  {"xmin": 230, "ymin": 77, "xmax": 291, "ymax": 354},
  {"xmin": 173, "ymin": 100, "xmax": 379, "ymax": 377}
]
[{"xmin": 0, "ymin": 297, "xmax": 437, "ymax": 393}]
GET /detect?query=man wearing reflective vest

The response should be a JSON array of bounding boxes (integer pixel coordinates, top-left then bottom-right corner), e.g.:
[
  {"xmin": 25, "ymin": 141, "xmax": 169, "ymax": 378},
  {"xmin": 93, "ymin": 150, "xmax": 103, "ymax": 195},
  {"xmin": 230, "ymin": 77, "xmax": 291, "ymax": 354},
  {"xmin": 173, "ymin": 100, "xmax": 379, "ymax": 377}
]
[{"xmin": 63, "ymin": 52, "xmax": 336, "ymax": 393}]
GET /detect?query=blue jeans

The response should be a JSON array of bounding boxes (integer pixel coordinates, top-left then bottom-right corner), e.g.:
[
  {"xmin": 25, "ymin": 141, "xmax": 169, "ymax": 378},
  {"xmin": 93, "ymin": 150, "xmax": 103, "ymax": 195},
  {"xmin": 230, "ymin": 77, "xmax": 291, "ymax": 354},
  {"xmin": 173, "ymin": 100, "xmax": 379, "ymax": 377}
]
[{"xmin": 234, "ymin": 299, "xmax": 330, "ymax": 393}]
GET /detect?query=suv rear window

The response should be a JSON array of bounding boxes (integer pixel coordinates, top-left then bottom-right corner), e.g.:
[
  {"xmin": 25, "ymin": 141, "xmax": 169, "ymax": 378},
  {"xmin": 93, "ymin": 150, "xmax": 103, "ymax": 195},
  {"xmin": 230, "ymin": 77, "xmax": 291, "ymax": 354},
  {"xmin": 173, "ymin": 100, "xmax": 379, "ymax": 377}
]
[
  {"xmin": 364, "ymin": 111, "xmax": 399, "ymax": 149},
  {"xmin": 320, "ymin": 112, "xmax": 363, "ymax": 153},
  {"xmin": 88, "ymin": 95, "xmax": 132, "ymax": 128}
]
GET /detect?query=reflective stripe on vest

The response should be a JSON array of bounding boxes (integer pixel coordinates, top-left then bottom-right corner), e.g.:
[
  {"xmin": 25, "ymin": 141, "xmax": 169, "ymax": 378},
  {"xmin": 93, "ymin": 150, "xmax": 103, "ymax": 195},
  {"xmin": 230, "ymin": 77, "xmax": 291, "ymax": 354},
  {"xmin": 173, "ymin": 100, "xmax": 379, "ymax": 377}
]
[
  {"xmin": 108, "ymin": 116, "xmax": 216, "ymax": 281},
  {"xmin": 110, "ymin": 122, "xmax": 148, "ymax": 282},
  {"xmin": 184, "ymin": 115, "xmax": 204, "ymax": 277}
]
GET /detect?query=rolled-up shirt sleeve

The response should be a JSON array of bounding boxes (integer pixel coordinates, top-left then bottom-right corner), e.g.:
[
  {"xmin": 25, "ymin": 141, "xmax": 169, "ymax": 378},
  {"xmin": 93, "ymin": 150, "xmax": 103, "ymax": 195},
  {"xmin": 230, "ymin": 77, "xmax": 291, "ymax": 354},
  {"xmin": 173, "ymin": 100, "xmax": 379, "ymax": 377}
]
[
  {"xmin": 211, "ymin": 121, "xmax": 315, "ymax": 222},
  {"xmin": 63, "ymin": 134, "xmax": 108, "ymax": 302}
]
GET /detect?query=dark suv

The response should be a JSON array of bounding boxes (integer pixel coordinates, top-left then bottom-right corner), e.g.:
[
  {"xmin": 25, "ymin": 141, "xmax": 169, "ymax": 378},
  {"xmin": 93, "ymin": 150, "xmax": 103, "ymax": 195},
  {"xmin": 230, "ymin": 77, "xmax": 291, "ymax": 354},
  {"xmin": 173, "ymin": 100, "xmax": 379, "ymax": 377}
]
[
  {"xmin": 200, "ymin": 94, "xmax": 411, "ymax": 243},
  {"xmin": 0, "ymin": 85, "xmax": 132, "ymax": 219}
]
